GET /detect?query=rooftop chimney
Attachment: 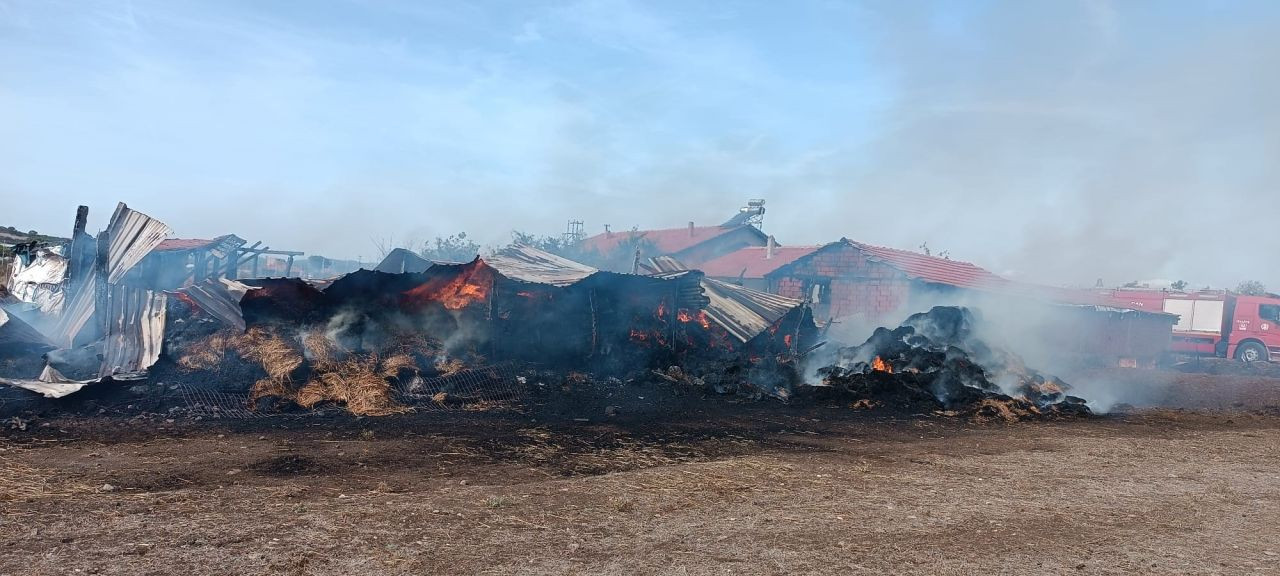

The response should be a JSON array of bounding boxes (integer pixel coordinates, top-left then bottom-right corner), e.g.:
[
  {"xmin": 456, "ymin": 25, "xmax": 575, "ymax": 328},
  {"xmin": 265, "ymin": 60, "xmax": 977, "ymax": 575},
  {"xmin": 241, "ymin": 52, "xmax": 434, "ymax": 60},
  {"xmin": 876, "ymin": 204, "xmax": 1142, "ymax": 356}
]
[
  {"xmin": 688, "ymin": 221, "xmax": 695, "ymax": 237},
  {"xmin": 766, "ymin": 235, "xmax": 776, "ymax": 259}
]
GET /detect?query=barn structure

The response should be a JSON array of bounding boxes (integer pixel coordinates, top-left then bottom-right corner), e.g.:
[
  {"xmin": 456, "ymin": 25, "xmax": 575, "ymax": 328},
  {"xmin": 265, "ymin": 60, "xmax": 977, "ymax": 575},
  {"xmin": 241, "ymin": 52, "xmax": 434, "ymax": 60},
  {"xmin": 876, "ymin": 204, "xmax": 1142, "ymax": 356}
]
[{"xmin": 698, "ymin": 238, "xmax": 1176, "ymax": 368}]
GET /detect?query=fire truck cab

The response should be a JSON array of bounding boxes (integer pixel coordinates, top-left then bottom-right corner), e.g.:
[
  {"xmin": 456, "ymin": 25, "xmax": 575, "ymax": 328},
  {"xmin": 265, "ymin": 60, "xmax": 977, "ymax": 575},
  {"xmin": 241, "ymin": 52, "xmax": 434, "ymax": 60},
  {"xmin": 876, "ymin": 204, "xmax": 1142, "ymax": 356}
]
[
  {"xmin": 1159, "ymin": 292, "xmax": 1280, "ymax": 362},
  {"xmin": 1218, "ymin": 295, "xmax": 1280, "ymax": 362}
]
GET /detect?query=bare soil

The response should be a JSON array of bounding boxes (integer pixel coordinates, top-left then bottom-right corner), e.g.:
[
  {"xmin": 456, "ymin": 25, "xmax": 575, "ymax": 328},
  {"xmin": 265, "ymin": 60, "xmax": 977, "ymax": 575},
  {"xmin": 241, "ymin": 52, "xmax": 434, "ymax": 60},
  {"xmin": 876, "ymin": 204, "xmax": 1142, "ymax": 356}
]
[{"xmin": 2, "ymin": 371, "xmax": 1280, "ymax": 575}]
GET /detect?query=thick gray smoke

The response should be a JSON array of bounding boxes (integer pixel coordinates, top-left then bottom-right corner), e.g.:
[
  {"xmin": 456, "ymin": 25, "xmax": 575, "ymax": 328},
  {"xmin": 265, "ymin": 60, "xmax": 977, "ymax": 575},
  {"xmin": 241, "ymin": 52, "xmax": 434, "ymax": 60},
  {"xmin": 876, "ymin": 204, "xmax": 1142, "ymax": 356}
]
[
  {"xmin": 791, "ymin": 1, "xmax": 1280, "ymax": 291},
  {"xmin": 807, "ymin": 289, "xmax": 1174, "ymax": 413},
  {"xmin": 4, "ymin": 1, "xmax": 1278, "ymax": 290}
]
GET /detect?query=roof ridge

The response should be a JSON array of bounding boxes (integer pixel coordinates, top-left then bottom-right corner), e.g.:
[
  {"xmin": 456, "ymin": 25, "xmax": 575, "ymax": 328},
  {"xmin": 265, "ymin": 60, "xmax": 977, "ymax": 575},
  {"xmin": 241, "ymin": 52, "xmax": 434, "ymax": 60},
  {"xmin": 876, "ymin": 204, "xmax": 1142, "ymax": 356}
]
[{"xmin": 845, "ymin": 239, "xmax": 988, "ymax": 270}]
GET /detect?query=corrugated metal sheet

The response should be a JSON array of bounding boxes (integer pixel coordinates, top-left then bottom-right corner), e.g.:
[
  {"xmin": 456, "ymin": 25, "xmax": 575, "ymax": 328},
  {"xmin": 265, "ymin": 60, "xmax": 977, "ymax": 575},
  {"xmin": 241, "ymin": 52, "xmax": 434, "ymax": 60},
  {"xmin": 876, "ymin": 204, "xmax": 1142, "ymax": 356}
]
[
  {"xmin": 0, "ymin": 364, "xmax": 97, "ymax": 398},
  {"xmin": 0, "ymin": 308, "xmax": 53, "ymax": 350},
  {"xmin": 701, "ymin": 278, "xmax": 805, "ymax": 343},
  {"xmin": 104, "ymin": 202, "xmax": 174, "ymax": 284},
  {"xmin": 53, "ymin": 267, "xmax": 97, "ymax": 347},
  {"xmin": 485, "ymin": 244, "xmax": 599, "ymax": 286},
  {"xmin": 7, "ymin": 248, "xmax": 67, "ymax": 315},
  {"xmin": 169, "ymin": 278, "xmax": 255, "ymax": 330},
  {"xmin": 52, "ymin": 204, "xmax": 173, "ymax": 347},
  {"xmin": 636, "ymin": 257, "xmax": 805, "ymax": 342},
  {"xmin": 637, "ymin": 255, "xmax": 689, "ymax": 274},
  {"xmin": 98, "ymin": 285, "xmax": 167, "ymax": 379}
]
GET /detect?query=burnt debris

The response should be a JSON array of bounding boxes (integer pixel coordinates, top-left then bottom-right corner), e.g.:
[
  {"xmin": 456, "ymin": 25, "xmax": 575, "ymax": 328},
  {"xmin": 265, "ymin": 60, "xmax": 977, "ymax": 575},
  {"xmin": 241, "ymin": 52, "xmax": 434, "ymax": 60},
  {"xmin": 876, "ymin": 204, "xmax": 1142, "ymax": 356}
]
[
  {"xmin": 1, "ymin": 203, "xmax": 1092, "ymax": 423},
  {"xmin": 815, "ymin": 306, "xmax": 1090, "ymax": 420}
]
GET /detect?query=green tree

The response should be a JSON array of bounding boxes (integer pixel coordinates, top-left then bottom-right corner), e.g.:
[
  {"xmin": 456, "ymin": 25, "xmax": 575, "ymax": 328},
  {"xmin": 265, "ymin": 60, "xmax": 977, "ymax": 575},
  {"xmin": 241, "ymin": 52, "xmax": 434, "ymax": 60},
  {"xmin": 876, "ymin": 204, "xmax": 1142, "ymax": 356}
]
[
  {"xmin": 1170, "ymin": 280, "xmax": 1188, "ymax": 291},
  {"xmin": 419, "ymin": 232, "xmax": 482, "ymax": 263},
  {"xmin": 1236, "ymin": 280, "xmax": 1268, "ymax": 296}
]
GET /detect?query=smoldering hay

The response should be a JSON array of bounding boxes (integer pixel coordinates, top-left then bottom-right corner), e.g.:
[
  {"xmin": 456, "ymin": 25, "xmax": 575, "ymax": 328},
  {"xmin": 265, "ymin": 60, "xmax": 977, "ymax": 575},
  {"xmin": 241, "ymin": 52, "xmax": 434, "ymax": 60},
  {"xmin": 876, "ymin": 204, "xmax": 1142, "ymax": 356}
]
[{"xmin": 814, "ymin": 306, "xmax": 1090, "ymax": 420}]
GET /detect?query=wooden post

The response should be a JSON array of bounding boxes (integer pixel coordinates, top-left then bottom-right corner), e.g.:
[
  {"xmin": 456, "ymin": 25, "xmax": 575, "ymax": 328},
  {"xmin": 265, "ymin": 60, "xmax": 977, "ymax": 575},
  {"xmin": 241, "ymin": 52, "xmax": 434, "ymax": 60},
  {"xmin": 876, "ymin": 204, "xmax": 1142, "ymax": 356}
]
[
  {"xmin": 251, "ymin": 254, "xmax": 260, "ymax": 278},
  {"xmin": 284, "ymin": 255, "xmax": 295, "ymax": 277}
]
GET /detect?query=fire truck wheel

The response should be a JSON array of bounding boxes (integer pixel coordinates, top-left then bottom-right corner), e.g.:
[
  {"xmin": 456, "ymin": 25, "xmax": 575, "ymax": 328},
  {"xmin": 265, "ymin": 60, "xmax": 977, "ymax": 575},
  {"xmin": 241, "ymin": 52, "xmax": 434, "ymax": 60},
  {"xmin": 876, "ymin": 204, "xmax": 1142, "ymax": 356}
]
[{"xmin": 1236, "ymin": 341, "xmax": 1268, "ymax": 363}]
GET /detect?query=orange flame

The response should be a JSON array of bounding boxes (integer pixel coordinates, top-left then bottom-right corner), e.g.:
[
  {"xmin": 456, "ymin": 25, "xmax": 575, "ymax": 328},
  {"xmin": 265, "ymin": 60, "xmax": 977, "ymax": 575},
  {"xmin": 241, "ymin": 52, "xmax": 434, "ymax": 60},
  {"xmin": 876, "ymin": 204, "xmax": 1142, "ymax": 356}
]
[
  {"xmin": 871, "ymin": 356, "xmax": 893, "ymax": 373},
  {"xmin": 403, "ymin": 263, "xmax": 494, "ymax": 310},
  {"xmin": 677, "ymin": 309, "xmax": 693, "ymax": 323},
  {"xmin": 655, "ymin": 300, "xmax": 667, "ymax": 319}
]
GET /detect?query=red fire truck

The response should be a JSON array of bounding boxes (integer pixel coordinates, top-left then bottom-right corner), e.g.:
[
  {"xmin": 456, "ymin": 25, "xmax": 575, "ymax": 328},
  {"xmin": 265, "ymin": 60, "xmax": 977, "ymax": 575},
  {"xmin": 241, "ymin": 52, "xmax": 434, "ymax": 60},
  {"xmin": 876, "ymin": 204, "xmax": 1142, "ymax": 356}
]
[{"xmin": 1111, "ymin": 290, "xmax": 1280, "ymax": 362}]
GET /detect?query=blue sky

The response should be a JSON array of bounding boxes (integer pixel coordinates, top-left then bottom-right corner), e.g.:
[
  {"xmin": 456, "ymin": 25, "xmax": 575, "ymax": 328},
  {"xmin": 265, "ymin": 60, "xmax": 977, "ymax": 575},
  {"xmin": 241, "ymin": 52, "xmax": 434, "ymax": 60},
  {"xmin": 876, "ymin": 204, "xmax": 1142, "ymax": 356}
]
[{"xmin": 2, "ymin": 0, "xmax": 1278, "ymax": 289}]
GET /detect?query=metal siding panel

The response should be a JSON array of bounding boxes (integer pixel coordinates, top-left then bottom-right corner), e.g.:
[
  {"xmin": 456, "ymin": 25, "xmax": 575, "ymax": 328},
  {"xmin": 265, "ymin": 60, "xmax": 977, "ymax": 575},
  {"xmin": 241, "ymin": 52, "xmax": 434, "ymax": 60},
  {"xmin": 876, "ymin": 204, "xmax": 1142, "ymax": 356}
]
[
  {"xmin": 484, "ymin": 245, "xmax": 598, "ymax": 286},
  {"xmin": 105, "ymin": 206, "xmax": 173, "ymax": 284},
  {"xmin": 99, "ymin": 286, "xmax": 167, "ymax": 378}
]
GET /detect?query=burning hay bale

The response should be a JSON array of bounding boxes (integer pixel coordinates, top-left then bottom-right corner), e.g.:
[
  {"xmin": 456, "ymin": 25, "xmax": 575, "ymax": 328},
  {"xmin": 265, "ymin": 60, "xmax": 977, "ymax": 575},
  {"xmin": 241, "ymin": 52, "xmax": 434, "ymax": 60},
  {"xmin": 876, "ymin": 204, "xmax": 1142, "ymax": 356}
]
[{"xmin": 815, "ymin": 306, "xmax": 1090, "ymax": 420}]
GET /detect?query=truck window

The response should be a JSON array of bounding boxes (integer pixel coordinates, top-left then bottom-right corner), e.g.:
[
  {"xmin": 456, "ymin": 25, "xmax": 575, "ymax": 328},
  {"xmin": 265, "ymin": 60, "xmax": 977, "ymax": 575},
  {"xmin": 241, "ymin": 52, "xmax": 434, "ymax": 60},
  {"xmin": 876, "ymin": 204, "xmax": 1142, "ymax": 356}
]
[{"xmin": 1261, "ymin": 304, "xmax": 1280, "ymax": 323}]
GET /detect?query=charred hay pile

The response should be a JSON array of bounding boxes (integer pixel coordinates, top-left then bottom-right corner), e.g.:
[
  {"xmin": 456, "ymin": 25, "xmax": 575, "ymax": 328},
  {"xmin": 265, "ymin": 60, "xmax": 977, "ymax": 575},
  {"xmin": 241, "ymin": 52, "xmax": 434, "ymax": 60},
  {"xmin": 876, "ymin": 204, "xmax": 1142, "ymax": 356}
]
[{"xmin": 815, "ymin": 306, "xmax": 1090, "ymax": 421}]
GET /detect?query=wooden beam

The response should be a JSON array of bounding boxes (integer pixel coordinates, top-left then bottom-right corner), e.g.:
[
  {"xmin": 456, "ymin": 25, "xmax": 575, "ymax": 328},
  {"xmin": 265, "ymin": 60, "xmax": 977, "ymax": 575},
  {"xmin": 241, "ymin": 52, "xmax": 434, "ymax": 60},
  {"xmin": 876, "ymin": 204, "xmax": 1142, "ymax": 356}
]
[{"xmin": 256, "ymin": 249, "xmax": 305, "ymax": 256}]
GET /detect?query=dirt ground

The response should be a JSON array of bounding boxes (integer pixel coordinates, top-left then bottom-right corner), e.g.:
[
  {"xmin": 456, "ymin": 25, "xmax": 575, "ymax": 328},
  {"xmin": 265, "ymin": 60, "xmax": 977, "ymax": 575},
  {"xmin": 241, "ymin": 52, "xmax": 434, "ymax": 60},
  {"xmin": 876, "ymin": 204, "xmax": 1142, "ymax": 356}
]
[{"xmin": 3, "ymin": 369, "xmax": 1280, "ymax": 575}]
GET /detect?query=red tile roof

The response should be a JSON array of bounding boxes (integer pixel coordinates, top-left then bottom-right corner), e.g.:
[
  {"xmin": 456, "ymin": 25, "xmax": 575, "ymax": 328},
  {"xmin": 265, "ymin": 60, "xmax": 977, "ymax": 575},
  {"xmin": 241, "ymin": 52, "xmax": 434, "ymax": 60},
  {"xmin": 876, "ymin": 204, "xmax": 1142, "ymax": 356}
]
[
  {"xmin": 841, "ymin": 240, "xmax": 1170, "ymax": 314},
  {"xmin": 581, "ymin": 225, "xmax": 757, "ymax": 256},
  {"xmin": 847, "ymin": 240, "xmax": 1010, "ymax": 291},
  {"xmin": 696, "ymin": 246, "xmax": 821, "ymax": 279}
]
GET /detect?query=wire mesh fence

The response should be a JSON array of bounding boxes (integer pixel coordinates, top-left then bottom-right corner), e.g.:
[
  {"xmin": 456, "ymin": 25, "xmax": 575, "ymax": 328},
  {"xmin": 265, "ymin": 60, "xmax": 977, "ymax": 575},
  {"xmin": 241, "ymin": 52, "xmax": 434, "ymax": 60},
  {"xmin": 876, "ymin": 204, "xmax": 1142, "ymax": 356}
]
[
  {"xmin": 180, "ymin": 362, "xmax": 529, "ymax": 419},
  {"xmin": 178, "ymin": 385, "xmax": 271, "ymax": 420},
  {"xmin": 394, "ymin": 362, "xmax": 527, "ymax": 411}
]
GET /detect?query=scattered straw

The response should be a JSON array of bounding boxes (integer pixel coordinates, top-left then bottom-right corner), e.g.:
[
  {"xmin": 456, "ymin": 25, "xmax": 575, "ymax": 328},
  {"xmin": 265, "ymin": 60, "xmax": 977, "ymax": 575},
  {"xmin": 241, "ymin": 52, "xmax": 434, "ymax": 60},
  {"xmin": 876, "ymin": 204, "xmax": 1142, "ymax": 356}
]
[
  {"xmin": 176, "ymin": 329, "xmax": 238, "ymax": 370},
  {"xmin": 969, "ymin": 398, "xmax": 1035, "ymax": 423},
  {"xmin": 304, "ymin": 331, "xmax": 339, "ymax": 369},
  {"xmin": 380, "ymin": 353, "xmax": 417, "ymax": 379},
  {"xmin": 0, "ymin": 457, "xmax": 89, "ymax": 500},
  {"xmin": 237, "ymin": 326, "xmax": 304, "ymax": 382},
  {"xmin": 435, "ymin": 358, "xmax": 466, "ymax": 377},
  {"xmin": 299, "ymin": 354, "xmax": 410, "ymax": 416},
  {"xmin": 249, "ymin": 377, "xmax": 292, "ymax": 404}
]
